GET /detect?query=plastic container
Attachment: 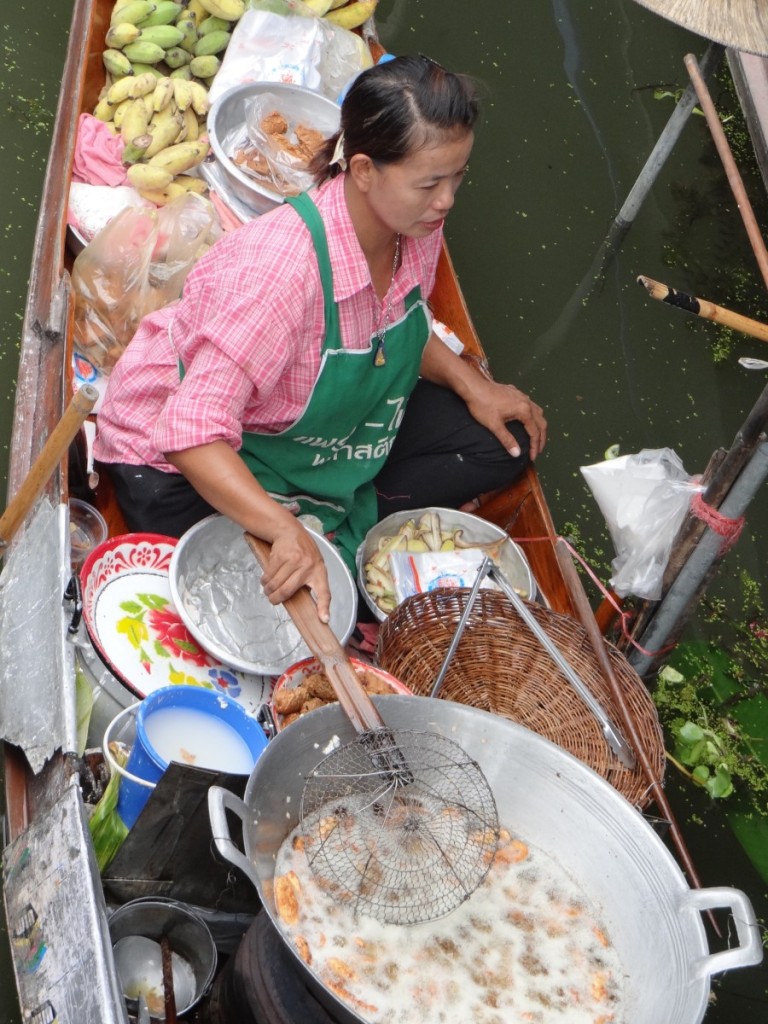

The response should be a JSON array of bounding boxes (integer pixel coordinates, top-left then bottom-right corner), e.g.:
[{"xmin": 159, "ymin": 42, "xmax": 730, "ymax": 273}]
[
  {"xmin": 106, "ymin": 685, "xmax": 268, "ymax": 829},
  {"xmin": 68, "ymin": 498, "xmax": 108, "ymax": 570}
]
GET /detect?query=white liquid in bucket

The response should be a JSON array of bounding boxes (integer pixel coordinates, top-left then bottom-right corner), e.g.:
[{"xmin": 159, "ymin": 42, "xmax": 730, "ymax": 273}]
[{"xmin": 143, "ymin": 706, "xmax": 256, "ymax": 773}]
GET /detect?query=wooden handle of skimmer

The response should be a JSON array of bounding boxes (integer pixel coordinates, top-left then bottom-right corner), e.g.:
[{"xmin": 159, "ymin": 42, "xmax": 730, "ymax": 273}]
[
  {"xmin": 244, "ymin": 533, "xmax": 385, "ymax": 734},
  {"xmin": 0, "ymin": 384, "xmax": 99, "ymax": 554}
]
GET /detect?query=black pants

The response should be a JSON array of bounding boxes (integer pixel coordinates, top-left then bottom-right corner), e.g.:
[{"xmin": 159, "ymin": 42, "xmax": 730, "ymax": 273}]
[{"xmin": 106, "ymin": 379, "xmax": 531, "ymax": 538}]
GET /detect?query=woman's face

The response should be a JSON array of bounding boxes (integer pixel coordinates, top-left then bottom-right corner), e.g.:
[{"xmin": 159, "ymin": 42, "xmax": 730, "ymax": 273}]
[{"xmin": 362, "ymin": 128, "xmax": 474, "ymax": 239}]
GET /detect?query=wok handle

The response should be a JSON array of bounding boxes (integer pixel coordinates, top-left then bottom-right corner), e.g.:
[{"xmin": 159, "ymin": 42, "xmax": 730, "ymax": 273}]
[
  {"xmin": 244, "ymin": 533, "xmax": 385, "ymax": 734},
  {"xmin": 683, "ymin": 887, "xmax": 764, "ymax": 977},
  {"xmin": 207, "ymin": 785, "xmax": 262, "ymax": 893}
]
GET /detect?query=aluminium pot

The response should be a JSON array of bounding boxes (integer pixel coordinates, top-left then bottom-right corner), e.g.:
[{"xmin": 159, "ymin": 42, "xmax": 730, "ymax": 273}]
[{"xmin": 208, "ymin": 696, "xmax": 762, "ymax": 1024}]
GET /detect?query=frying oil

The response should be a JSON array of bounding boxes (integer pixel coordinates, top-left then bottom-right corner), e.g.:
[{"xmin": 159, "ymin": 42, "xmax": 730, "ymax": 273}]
[{"xmin": 274, "ymin": 822, "xmax": 623, "ymax": 1023}]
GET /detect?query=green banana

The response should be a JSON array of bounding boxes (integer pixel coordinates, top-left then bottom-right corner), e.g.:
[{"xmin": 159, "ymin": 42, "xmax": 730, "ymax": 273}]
[
  {"xmin": 189, "ymin": 54, "xmax": 220, "ymax": 78},
  {"xmin": 198, "ymin": 14, "xmax": 229, "ymax": 34},
  {"xmin": 324, "ymin": 0, "xmax": 378, "ymax": 28},
  {"xmin": 176, "ymin": 13, "xmax": 199, "ymax": 52},
  {"xmin": 136, "ymin": 0, "xmax": 182, "ymax": 26},
  {"xmin": 164, "ymin": 45, "xmax": 192, "ymax": 68},
  {"xmin": 129, "ymin": 62, "xmax": 165, "ymax": 78},
  {"xmin": 110, "ymin": 0, "xmax": 156, "ymax": 26},
  {"xmin": 169, "ymin": 64, "xmax": 193, "ymax": 80},
  {"xmin": 105, "ymin": 22, "xmax": 141, "ymax": 48},
  {"xmin": 122, "ymin": 40, "xmax": 167, "ymax": 63},
  {"xmin": 196, "ymin": 0, "xmax": 244, "ymax": 21},
  {"xmin": 103, "ymin": 48, "xmax": 134, "ymax": 78},
  {"xmin": 136, "ymin": 24, "xmax": 184, "ymax": 48},
  {"xmin": 121, "ymin": 133, "xmax": 152, "ymax": 164},
  {"xmin": 193, "ymin": 29, "xmax": 229, "ymax": 57},
  {"xmin": 148, "ymin": 138, "xmax": 210, "ymax": 174}
]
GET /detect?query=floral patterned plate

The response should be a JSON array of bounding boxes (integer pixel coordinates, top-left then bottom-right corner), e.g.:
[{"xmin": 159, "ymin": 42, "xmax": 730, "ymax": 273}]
[{"xmin": 80, "ymin": 533, "xmax": 274, "ymax": 710}]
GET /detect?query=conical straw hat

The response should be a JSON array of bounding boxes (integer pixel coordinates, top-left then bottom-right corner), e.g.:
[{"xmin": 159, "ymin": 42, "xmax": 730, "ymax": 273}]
[{"xmin": 632, "ymin": 0, "xmax": 768, "ymax": 56}]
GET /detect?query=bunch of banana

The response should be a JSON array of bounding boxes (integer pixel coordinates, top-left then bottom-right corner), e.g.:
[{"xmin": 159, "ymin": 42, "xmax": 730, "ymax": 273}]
[
  {"xmin": 102, "ymin": 0, "xmax": 244, "ymax": 90},
  {"xmin": 95, "ymin": 70, "xmax": 212, "ymax": 204},
  {"xmin": 302, "ymin": 0, "xmax": 378, "ymax": 30}
]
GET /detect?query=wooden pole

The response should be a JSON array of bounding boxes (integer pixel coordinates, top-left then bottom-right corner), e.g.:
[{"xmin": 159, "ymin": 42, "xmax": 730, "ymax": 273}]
[
  {"xmin": 0, "ymin": 383, "xmax": 98, "ymax": 554},
  {"xmin": 637, "ymin": 274, "xmax": 768, "ymax": 343},
  {"xmin": 684, "ymin": 52, "xmax": 768, "ymax": 291},
  {"xmin": 554, "ymin": 540, "xmax": 723, "ymax": 937}
]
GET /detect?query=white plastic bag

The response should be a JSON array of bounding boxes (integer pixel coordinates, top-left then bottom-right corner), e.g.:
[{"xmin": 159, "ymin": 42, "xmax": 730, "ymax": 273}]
[
  {"xmin": 580, "ymin": 448, "xmax": 702, "ymax": 601},
  {"xmin": 208, "ymin": 1, "xmax": 373, "ymax": 105}
]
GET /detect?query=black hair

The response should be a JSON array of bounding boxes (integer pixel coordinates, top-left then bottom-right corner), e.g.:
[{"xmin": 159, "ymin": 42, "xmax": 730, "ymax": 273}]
[{"xmin": 310, "ymin": 54, "xmax": 479, "ymax": 184}]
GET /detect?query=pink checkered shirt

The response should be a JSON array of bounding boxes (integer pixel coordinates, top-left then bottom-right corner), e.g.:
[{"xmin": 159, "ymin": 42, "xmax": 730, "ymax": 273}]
[{"xmin": 94, "ymin": 174, "xmax": 442, "ymax": 471}]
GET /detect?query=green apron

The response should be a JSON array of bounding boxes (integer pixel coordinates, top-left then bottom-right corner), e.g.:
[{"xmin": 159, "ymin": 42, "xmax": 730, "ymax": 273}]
[{"xmin": 239, "ymin": 192, "xmax": 431, "ymax": 570}]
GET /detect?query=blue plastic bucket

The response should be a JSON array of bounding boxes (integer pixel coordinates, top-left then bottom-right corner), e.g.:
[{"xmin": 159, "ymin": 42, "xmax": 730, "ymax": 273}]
[{"xmin": 110, "ymin": 686, "xmax": 268, "ymax": 829}]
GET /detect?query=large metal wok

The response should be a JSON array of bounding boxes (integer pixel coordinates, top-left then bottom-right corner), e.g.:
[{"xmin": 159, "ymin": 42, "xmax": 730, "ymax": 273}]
[{"xmin": 209, "ymin": 696, "xmax": 762, "ymax": 1024}]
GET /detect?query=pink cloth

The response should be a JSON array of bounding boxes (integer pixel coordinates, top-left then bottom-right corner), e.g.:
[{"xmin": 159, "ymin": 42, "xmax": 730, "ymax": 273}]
[
  {"xmin": 94, "ymin": 174, "xmax": 441, "ymax": 471},
  {"xmin": 72, "ymin": 114, "xmax": 127, "ymax": 187}
]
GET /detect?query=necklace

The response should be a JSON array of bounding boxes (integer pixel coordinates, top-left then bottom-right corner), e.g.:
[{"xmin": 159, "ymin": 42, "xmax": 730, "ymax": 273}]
[{"xmin": 372, "ymin": 234, "xmax": 401, "ymax": 367}]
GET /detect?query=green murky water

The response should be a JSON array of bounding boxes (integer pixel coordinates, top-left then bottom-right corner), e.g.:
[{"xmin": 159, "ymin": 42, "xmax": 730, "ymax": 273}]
[{"xmin": 1, "ymin": 1, "xmax": 767, "ymax": 1021}]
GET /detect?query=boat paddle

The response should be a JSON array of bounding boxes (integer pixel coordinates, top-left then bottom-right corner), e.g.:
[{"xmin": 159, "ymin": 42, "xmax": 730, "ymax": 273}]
[{"xmin": 0, "ymin": 383, "xmax": 98, "ymax": 556}]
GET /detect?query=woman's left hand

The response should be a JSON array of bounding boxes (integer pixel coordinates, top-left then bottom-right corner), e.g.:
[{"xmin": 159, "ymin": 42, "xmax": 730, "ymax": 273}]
[{"xmin": 464, "ymin": 377, "xmax": 548, "ymax": 460}]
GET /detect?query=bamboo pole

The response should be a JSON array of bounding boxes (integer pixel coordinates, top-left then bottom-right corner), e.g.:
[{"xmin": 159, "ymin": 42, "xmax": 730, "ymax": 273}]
[
  {"xmin": 637, "ymin": 274, "xmax": 768, "ymax": 343},
  {"xmin": 554, "ymin": 540, "xmax": 722, "ymax": 936},
  {"xmin": 684, "ymin": 52, "xmax": 768, "ymax": 291}
]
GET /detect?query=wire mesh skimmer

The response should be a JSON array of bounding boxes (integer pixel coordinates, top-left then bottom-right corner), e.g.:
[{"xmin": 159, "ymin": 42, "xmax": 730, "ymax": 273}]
[{"xmin": 245, "ymin": 534, "xmax": 499, "ymax": 926}]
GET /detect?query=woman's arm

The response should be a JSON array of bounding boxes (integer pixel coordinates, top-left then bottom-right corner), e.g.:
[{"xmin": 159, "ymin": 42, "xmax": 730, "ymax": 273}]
[
  {"xmin": 419, "ymin": 333, "xmax": 548, "ymax": 460},
  {"xmin": 167, "ymin": 441, "xmax": 332, "ymax": 622}
]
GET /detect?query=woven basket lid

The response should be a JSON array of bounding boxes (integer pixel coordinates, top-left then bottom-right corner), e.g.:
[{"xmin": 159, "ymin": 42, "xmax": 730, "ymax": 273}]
[
  {"xmin": 632, "ymin": 0, "xmax": 768, "ymax": 56},
  {"xmin": 375, "ymin": 589, "xmax": 665, "ymax": 809}
]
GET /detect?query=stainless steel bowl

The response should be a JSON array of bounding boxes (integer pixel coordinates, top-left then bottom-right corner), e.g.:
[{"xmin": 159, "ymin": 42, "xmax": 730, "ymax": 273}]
[
  {"xmin": 355, "ymin": 506, "xmax": 536, "ymax": 622},
  {"xmin": 169, "ymin": 514, "xmax": 357, "ymax": 675},
  {"xmin": 205, "ymin": 81, "xmax": 341, "ymax": 215}
]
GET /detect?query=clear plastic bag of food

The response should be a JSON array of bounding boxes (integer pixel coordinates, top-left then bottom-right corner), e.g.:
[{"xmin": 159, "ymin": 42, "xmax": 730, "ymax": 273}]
[
  {"xmin": 580, "ymin": 447, "xmax": 702, "ymax": 600},
  {"xmin": 228, "ymin": 90, "xmax": 339, "ymax": 197},
  {"xmin": 72, "ymin": 194, "xmax": 217, "ymax": 374}
]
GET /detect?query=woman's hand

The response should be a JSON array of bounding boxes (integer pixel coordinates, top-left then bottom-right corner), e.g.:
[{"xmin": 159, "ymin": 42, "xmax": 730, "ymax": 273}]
[
  {"xmin": 420, "ymin": 334, "xmax": 548, "ymax": 460},
  {"xmin": 167, "ymin": 441, "xmax": 332, "ymax": 622}
]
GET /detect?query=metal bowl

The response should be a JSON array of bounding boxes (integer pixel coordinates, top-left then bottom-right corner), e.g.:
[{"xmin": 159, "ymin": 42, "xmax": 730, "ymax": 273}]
[
  {"xmin": 205, "ymin": 81, "xmax": 341, "ymax": 215},
  {"xmin": 356, "ymin": 506, "xmax": 536, "ymax": 622},
  {"xmin": 169, "ymin": 514, "xmax": 357, "ymax": 676}
]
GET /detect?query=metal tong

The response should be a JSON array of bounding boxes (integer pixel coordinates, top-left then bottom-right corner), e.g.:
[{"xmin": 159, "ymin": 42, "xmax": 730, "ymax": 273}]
[{"xmin": 488, "ymin": 564, "xmax": 636, "ymax": 770}]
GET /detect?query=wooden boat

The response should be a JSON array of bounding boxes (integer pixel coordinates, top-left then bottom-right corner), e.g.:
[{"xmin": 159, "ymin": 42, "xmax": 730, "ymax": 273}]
[{"xmin": 1, "ymin": 2, "xmax": 574, "ymax": 1021}]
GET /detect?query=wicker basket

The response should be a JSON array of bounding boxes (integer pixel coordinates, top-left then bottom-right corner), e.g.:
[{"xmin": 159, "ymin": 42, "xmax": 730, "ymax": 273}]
[{"xmin": 375, "ymin": 589, "xmax": 665, "ymax": 809}]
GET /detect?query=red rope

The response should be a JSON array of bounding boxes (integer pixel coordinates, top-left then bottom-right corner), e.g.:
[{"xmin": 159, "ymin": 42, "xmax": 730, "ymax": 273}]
[{"xmin": 689, "ymin": 491, "xmax": 745, "ymax": 552}]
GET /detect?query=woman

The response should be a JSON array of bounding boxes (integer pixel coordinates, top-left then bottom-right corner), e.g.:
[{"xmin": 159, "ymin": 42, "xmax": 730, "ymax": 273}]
[{"xmin": 95, "ymin": 55, "xmax": 546, "ymax": 623}]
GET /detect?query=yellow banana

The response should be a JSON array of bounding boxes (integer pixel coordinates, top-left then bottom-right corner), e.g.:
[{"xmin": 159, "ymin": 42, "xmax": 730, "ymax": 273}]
[
  {"xmin": 324, "ymin": 0, "xmax": 377, "ymax": 28},
  {"xmin": 137, "ymin": 182, "xmax": 188, "ymax": 205},
  {"xmin": 105, "ymin": 22, "xmax": 141, "ymax": 48},
  {"xmin": 303, "ymin": 0, "xmax": 334, "ymax": 13},
  {"xmin": 327, "ymin": 0, "xmax": 350, "ymax": 8},
  {"xmin": 102, "ymin": 48, "xmax": 134, "ymax": 78},
  {"xmin": 144, "ymin": 106, "xmax": 184, "ymax": 156},
  {"xmin": 197, "ymin": 0, "xmax": 244, "ymax": 21},
  {"xmin": 127, "ymin": 163, "xmax": 174, "ymax": 190},
  {"xmin": 130, "ymin": 70, "xmax": 161, "ymax": 97},
  {"xmin": 152, "ymin": 76, "xmax": 175, "ymax": 111},
  {"xmin": 136, "ymin": 0, "xmax": 182, "ymax": 26},
  {"xmin": 188, "ymin": 80, "xmax": 210, "ymax": 117},
  {"xmin": 110, "ymin": 0, "xmax": 156, "ymax": 25},
  {"xmin": 112, "ymin": 98, "xmax": 132, "ymax": 129},
  {"xmin": 172, "ymin": 76, "xmax": 193, "ymax": 111},
  {"xmin": 93, "ymin": 96, "xmax": 118, "ymax": 121},
  {"xmin": 142, "ymin": 92, "xmax": 156, "ymax": 117},
  {"xmin": 182, "ymin": 104, "xmax": 200, "ymax": 141},
  {"xmin": 186, "ymin": 0, "xmax": 209, "ymax": 26},
  {"xmin": 189, "ymin": 54, "xmax": 220, "ymax": 78},
  {"xmin": 148, "ymin": 138, "xmax": 210, "ymax": 174},
  {"xmin": 120, "ymin": 96, "xmax": 152, "ymax": 144},
  {"xmin": 173, "ymin": 174, "xmax": 208, "ymax": 194}
]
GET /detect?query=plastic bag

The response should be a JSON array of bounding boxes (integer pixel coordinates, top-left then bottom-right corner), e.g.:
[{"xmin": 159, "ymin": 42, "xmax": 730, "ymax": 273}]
[
  {"xmin": 72, "ymin": 193, "xmax": 218, "ymax": 375},
  {"xmin": 580, "ymin": 448, "xmax": 702, "ymax": 601},
  {"xmin": 208, "ymin": 1, "xmax": 373, "ymax": 105}
]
